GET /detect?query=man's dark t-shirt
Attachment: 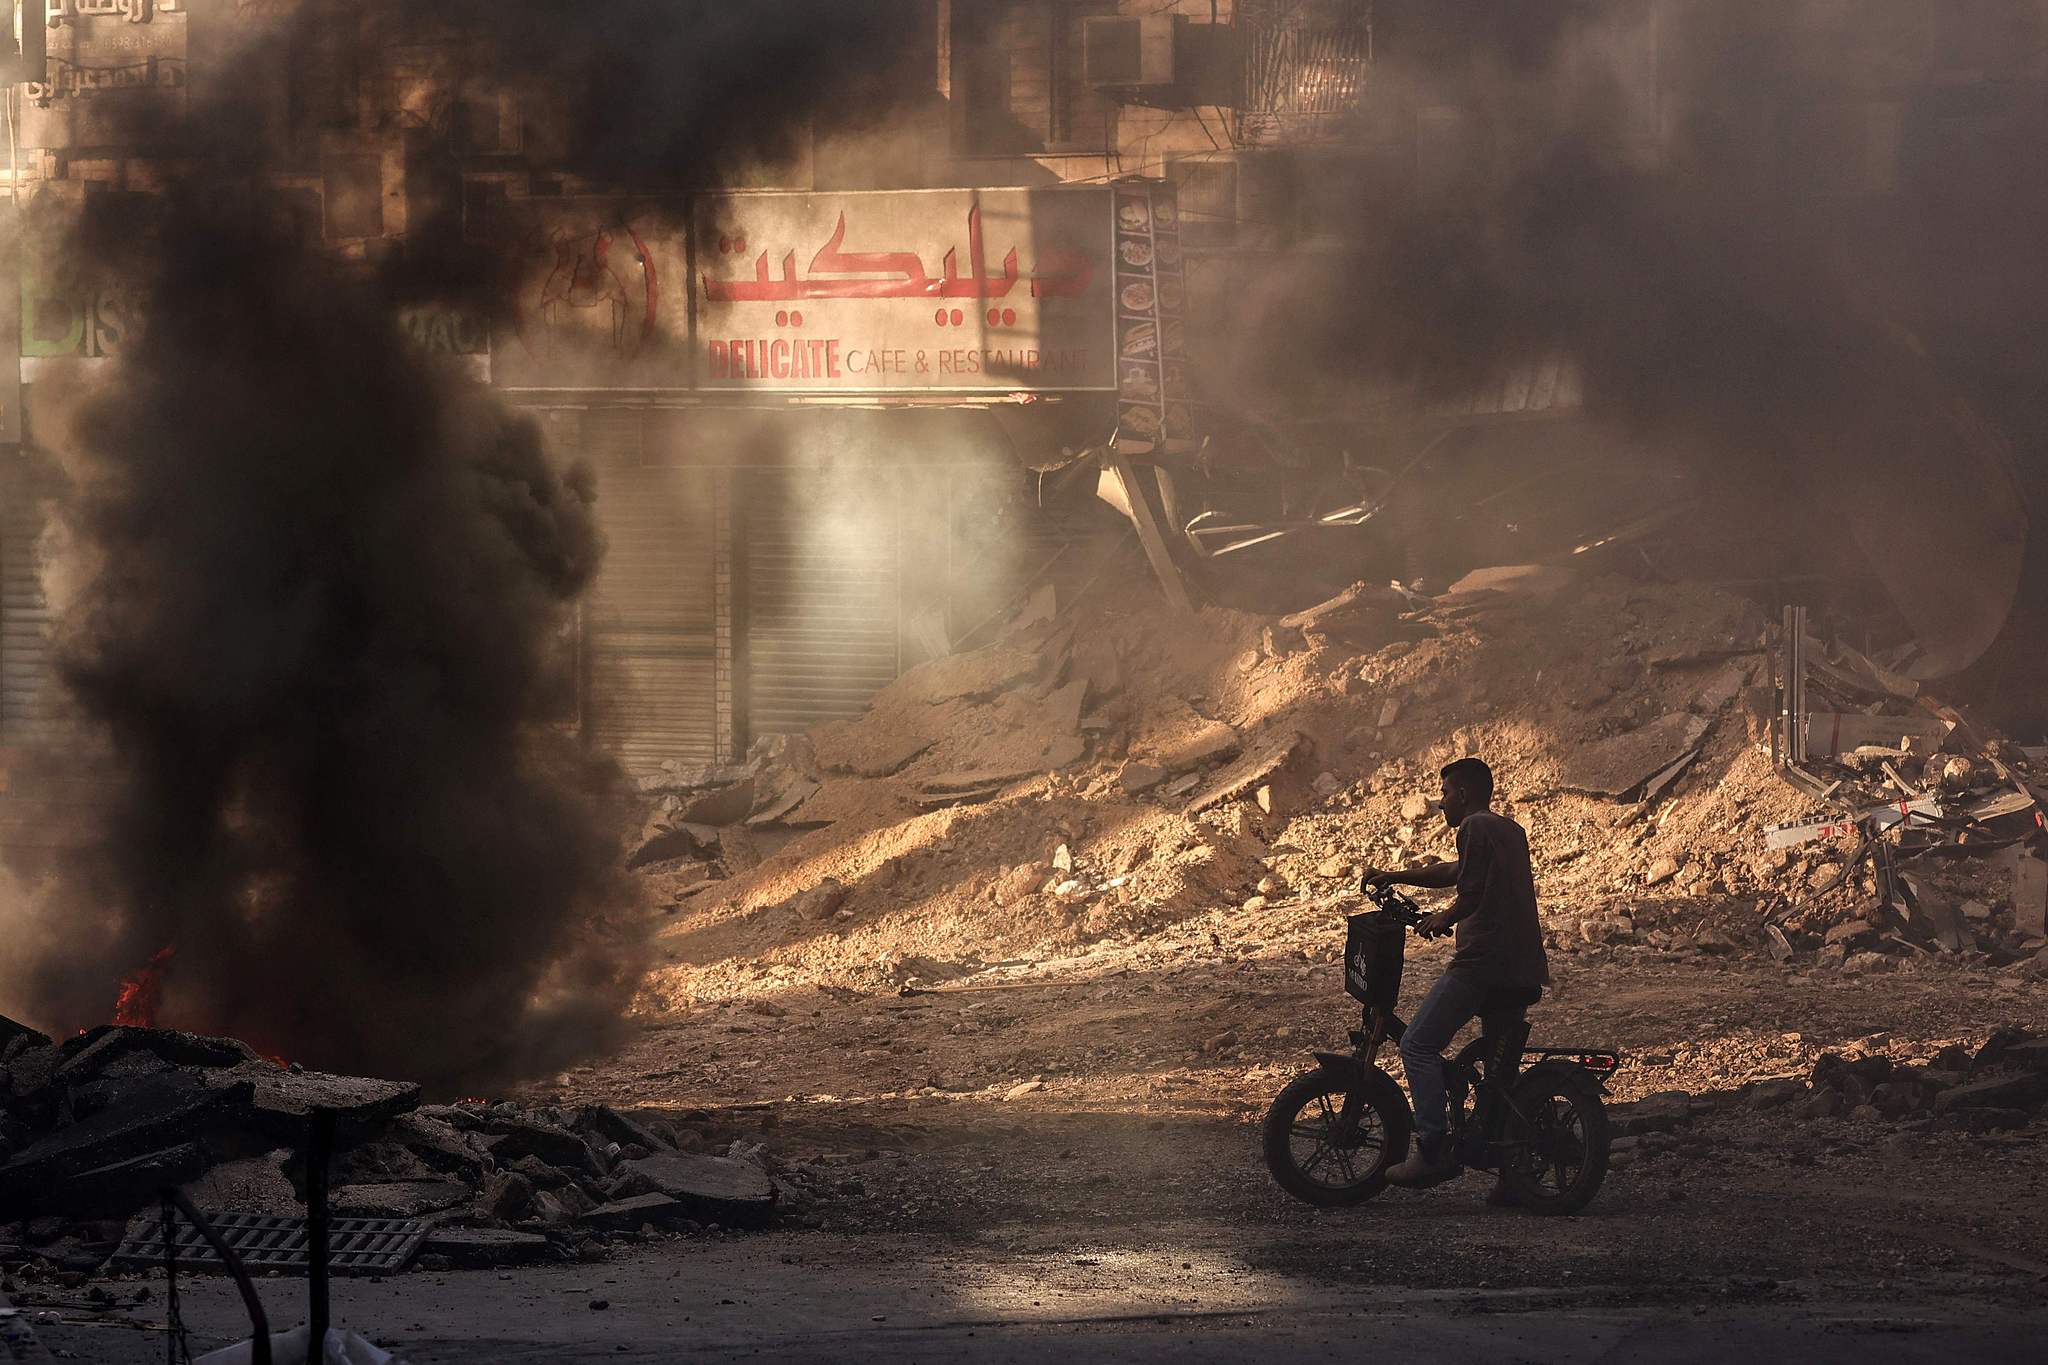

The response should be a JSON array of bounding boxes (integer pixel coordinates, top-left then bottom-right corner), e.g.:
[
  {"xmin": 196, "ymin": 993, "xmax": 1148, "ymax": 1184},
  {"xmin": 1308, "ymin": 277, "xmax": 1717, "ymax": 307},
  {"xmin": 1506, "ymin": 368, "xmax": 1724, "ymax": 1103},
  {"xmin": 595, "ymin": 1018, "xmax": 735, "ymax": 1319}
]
[{"xmin": 1447, "ymin": 810, "xmax": 1550, "ymax": 995}]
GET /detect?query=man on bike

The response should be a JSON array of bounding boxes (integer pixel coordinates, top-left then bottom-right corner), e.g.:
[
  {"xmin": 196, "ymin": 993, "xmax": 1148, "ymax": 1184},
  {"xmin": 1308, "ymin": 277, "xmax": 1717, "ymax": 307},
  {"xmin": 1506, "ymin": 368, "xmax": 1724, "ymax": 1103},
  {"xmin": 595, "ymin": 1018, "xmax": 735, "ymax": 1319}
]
[{"xmin": 1361, "ymin": 756, "xmax": 1549, "ymax": 1191}]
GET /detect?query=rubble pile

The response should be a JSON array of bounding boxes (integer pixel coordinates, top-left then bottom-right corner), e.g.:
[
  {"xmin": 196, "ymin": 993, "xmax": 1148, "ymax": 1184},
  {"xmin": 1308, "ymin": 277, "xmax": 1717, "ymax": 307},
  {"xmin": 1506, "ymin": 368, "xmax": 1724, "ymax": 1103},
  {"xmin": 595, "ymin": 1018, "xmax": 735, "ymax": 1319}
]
[
  {"xmin": 1603, "ymin": 1026, "xmax": 2048, "ymax": 1170},
  {"xmin": 629, "ymin": 563, "xmax": 2045, "ymax": 1006},
  {"xmin": 0, "ymin": 1020, "xmax": 819, "ymax": 1279}
]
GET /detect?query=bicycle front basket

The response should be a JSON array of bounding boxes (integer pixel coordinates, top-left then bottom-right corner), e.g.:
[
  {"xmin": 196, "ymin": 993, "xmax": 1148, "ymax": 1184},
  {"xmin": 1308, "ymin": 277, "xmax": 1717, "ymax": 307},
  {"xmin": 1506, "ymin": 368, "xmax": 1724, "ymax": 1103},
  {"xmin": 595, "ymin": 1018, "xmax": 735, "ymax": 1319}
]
[{"xmin": 1344, "ymin": 910, "xmax": 1408, "ymax": 1010}]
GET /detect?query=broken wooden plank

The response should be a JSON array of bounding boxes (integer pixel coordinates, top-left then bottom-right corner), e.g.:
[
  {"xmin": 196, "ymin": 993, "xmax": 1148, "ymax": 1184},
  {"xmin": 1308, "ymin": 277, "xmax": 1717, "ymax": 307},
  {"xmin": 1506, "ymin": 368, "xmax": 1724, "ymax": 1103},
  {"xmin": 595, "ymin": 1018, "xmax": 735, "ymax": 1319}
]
[{"xmin": 1881, "ymin": 760, "xmax": 1920, "ymax": 799}]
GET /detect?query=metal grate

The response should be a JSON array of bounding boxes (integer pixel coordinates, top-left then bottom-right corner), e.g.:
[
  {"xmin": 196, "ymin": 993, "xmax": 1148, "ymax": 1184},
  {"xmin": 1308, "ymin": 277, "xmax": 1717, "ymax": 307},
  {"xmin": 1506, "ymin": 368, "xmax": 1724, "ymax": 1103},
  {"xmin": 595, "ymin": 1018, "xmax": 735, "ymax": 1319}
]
[{"xmin": 113, "ymin": 1211, "xmax": 428, "ymax": 1276}]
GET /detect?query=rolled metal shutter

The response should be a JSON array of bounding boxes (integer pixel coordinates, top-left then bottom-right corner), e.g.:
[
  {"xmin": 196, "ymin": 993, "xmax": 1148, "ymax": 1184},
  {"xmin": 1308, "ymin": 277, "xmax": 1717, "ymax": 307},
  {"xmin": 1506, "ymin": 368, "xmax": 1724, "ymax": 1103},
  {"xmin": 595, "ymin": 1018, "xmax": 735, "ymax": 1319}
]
[
  {"xmin": 742, "ymin": 470, "xmax": 901, "ymax": 738},
  {"xmin": 577, "ymin": 411, "xmax": 722, "ymax": 774},
  {"xmin": 0, "ymin": 477, "xmax": 61, "ymax": 742}
]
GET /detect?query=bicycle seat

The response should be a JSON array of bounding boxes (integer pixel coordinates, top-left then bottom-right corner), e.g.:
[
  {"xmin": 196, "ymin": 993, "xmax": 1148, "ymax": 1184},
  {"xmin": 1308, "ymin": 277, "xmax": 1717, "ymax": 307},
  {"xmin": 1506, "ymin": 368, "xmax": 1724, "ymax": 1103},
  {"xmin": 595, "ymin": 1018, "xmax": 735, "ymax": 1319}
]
[{"xmin": 1481, "ymin": 984, "xmax": 1541, "ymax": 1012}]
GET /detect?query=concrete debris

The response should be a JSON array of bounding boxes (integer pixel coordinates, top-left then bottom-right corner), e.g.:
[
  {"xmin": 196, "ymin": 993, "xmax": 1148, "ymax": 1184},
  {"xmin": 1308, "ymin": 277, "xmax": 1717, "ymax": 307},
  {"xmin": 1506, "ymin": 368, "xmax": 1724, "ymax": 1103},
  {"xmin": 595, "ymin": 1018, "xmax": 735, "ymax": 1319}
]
[
  {"xmin": 1131, "ymin": 699, "xmax": 1240, "ymax": 774},
  {"xmin": 1277, "ymin": 581, "xmax": 1411, "ymax": 649},
  {"xmin": 614, "ymin": 1153, "xmax": 775, "ymax": 1225},
  {"xmin": 0, "ymin": 1016, "xmax": 826, "ymax": 1281},
  {"xmin": 1182, "ymin": 730, "xmax": 1305, "ymax": 814},
  {"xmin": 1557, "ymin": 714, "xmax": 1712, "ymax": 800}
]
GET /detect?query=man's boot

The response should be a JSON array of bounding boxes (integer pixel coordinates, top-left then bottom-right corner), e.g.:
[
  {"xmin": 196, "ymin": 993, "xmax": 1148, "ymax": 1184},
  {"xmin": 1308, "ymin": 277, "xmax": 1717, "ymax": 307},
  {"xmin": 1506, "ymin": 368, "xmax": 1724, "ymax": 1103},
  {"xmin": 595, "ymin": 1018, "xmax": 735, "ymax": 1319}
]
[{"xmin": 1386, "ymin": 1135, "xmax": 1463, "ymax": 1188}]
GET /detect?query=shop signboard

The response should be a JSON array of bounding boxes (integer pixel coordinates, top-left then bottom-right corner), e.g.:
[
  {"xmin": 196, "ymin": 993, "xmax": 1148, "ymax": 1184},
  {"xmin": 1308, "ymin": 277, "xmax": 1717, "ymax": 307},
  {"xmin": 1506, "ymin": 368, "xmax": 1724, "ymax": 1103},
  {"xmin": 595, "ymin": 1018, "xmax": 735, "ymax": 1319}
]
[{"xmin": 691, "ymin": 186, "xmax": 1117, "ymax": 395}]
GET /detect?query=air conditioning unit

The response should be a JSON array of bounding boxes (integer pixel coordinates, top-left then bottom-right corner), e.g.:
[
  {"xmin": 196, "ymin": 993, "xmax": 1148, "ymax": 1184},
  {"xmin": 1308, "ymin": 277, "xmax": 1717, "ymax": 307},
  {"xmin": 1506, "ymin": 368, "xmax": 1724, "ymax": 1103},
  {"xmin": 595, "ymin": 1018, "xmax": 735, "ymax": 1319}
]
[{"xmin": 1083, "ymin": 14, "xmax": 1181, "ymax": 90}]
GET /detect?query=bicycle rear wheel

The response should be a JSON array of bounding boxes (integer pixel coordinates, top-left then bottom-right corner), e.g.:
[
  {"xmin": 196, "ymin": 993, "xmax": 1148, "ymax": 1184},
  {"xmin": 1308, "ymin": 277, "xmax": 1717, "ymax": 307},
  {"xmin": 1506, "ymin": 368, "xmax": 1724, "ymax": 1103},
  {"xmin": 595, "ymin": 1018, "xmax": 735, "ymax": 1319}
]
[
  {"xmin": 1498, "ymin": 1067, "xmax": 1610, "ymax": 1215},
  {"xmin": 1262, "ymin": 1067, "xmax": 1410, "ymax": 1207}
]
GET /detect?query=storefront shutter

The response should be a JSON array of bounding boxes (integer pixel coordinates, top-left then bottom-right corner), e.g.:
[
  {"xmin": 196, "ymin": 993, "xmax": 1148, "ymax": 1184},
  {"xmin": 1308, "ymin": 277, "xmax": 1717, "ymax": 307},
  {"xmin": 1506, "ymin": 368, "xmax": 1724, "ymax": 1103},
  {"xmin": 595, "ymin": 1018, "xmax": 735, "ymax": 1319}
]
[
  {"xmin": 742, "ymin": 469, "xmax": 902, "ymax": 739},
  {"xmin": 575, "ymin": 410, "xmax": 723, "ymax": 774}
]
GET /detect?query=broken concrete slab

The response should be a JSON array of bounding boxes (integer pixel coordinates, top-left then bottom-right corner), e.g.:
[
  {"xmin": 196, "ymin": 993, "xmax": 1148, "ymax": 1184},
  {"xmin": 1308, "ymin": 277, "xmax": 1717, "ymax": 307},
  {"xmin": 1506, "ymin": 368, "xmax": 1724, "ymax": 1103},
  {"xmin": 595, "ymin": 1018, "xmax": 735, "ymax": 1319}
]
[
  {"xmin": 674, "ymin": 779, "xmax": 757, "ymax": 828},
  {"xmin": 5, "ymin": 1042, "xmax": 61, "ymax": 1098},
  {"xmin": 1183, "ymin": 730, "xmax": 1306, "ymax": 814},
  {"xmin": 1687, "ymin": 661, "xmax": 1752, "ymax": 716},
  {"xmin": 580, "ymin": 1192, "xmax": 683, "ymax": 1231},
  {"xmin": 616, "ymin": 1153, "xmax": 775, "ymax": 1225},
  {"xmin": 1932, "ymin": 1072, "xmax": 2047, "ymax": 1113},
  {"xmin": 29, "ymin": 1142, "xmax": 214, "ymax": 1219},
  {"xmin": 0, "ymin": 1014, "xmax": 49, "ymax": 1055},
  {"xmin": 56, "ymin": 1026, "xmax": 256, "ymax": 1082},
  {"xmin": 476, "ymin": 1116, "xmax": 601, "ymax": 1173},
  {"xmin": 745, "ymin": 778, "xmax": 822, "ymax": 828},
  {"xmin": 1130, "ymin": 699, "xmax": 1241, "ymax": 775},
  {"xmin": 1558, "ymin": 714, "xmax": 1712, "ymax": 799},
  {"xmin": 0, "ymin": 1074, "xmax": 256, "ymax": 1213},
  {"xmin": 382, "ymin": 1113, "xmax": 487, "ymax": 1180},
  {"xmin": 894, "ymin": 643, "xmax": 1043, "ymax": 706},
  {"xmin": 331, "ymin": 1180, "xmax": 472, "ymax": 1219},
  {"xmin": 201, "ymin": 1064, "xmax": 420, "ymax": 1133},
  {"xmin": 179, "ymin": 1150, "xmax": 302, "ymax": 1218},
  {"xmin": 574, "ymin": 1106, "xmax": 673, "ymax": 1155},
  {"xmin": 626, "ymin": 821, "xmax": 717, "ymax": 871},
  {"xmin": 420, "ymin": 1227, "xmax": 551, "ymax": 1269},
  {"xmin": 1118, "ymin": 763, "xmax": 1168, "ymax": 795}
]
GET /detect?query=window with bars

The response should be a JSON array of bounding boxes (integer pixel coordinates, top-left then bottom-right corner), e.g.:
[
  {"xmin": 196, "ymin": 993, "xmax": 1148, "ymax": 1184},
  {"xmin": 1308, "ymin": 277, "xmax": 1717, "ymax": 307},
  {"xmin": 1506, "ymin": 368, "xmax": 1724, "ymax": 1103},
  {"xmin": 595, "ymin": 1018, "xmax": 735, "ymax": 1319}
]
[{"xmin": 1236, "ymin": 0, "xmax": 1372, "ymax": 145}]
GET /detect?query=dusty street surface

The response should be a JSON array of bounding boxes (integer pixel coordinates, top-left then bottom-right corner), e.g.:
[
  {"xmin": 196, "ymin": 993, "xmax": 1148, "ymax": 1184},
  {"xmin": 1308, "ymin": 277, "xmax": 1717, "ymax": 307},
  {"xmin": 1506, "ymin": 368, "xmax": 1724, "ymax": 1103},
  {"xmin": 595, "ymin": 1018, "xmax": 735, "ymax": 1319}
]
[{"xmin": 26, "ymin": 939, "xmax": 2047, "ymax": 1361}]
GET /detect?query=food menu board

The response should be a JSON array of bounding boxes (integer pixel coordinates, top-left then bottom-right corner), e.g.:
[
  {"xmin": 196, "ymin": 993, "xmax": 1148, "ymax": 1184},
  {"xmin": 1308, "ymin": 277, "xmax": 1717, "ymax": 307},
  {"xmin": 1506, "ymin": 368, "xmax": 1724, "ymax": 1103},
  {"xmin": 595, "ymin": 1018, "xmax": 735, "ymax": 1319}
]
[{"xmin": 1111, "ymin": 183, "xmax": 1196, "ymax": 455}]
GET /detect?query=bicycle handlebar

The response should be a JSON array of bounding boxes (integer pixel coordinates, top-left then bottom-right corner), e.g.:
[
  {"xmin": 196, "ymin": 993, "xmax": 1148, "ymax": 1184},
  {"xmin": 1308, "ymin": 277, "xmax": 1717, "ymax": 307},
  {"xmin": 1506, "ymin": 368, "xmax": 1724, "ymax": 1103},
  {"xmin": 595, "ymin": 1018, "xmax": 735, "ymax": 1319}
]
[{"xmin": 1362, "ymin": 882, "xmax": 1425, "ymax": 926}]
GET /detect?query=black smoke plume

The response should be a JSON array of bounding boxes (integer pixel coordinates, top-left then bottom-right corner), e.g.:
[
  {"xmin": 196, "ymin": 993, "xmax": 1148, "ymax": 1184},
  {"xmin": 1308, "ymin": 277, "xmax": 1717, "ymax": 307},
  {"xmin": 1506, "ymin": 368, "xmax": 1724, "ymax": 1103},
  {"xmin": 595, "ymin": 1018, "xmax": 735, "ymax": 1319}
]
[
  {"xmin": 5, "ymin": 1, "xmax": 929, "ymax": 1089},
  {"xmin": 1226, "ymin": 1, "xmax": 2039, "ymax": 691}
]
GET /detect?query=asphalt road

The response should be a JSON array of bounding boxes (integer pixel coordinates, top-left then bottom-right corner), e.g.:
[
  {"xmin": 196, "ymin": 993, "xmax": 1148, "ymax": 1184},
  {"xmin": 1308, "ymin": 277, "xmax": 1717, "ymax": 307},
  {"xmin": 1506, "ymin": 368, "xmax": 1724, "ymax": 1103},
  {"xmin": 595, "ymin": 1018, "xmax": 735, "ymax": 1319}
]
[{"xmin": 18, "ymin": 1229, "xmax": 2046, "ymax": 1364}]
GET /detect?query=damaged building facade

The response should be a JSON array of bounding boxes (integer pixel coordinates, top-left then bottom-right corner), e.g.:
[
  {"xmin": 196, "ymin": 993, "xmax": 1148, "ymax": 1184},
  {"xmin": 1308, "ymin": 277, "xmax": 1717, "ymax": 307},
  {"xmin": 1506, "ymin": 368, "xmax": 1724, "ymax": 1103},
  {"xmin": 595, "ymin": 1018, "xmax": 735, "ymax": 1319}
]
[{"xmin": 0, "ymin": 0, "xmax": 2040, "ymax": 784}]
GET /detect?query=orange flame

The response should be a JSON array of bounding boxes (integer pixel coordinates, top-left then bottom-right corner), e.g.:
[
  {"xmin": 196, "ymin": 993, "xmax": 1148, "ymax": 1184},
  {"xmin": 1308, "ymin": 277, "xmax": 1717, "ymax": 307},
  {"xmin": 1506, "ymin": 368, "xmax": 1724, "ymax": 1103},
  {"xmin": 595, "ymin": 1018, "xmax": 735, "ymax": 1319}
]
[{"xmin": 112, "ymin": 945, "xmax": 176, "ymax": 1027}]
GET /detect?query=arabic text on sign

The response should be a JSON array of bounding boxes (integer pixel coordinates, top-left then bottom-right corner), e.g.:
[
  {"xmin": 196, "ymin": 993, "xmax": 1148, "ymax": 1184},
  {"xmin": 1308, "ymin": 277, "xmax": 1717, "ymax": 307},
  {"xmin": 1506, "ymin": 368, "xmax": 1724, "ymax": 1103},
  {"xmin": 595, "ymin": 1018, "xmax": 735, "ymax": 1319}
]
[
  {"xmin": 701, "ymin": 206, "xmax": 1094, "ymax": 303},
  {"xmin": 28, "ymin": 55, "xmax": 186, "ymax": 102}
]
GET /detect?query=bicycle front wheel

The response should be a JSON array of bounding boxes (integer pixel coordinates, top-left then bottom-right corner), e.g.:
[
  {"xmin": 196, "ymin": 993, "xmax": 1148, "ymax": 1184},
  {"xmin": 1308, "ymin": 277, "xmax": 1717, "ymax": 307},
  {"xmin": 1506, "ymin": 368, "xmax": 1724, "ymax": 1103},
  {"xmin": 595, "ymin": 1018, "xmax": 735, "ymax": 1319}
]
[{"xmin": 1262, "ymin": 1067, "xmax": 1411, "ymax": 1207}]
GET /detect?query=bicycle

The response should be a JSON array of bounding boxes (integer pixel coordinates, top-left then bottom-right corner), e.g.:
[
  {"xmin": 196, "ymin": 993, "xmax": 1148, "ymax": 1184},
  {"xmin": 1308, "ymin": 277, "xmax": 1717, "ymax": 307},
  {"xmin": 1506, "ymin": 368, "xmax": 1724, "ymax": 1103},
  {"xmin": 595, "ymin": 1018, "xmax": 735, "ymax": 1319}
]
[{"xmin": 1263, "ymin": 884, "xmax": 1620, "ymax": 1215}]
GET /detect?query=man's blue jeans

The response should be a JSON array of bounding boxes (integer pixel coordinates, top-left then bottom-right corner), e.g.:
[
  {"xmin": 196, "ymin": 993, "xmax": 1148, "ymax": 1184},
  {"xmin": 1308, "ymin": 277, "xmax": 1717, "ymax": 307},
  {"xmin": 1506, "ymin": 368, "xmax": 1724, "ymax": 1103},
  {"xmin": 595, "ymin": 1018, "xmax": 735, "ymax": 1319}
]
[{"xmin": 1400, "ymin": 971, "xmax": 1522, "ymax": 1145}]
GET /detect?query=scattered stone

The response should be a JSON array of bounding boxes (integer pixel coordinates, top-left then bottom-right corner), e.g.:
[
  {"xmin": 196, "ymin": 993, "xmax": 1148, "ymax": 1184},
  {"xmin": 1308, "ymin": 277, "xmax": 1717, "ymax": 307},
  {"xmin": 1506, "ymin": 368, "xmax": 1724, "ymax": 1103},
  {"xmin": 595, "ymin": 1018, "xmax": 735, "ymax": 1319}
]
[
  {"xmin": 996, "ymin": 864, "xmax": 1043, "ymax": 905},
  {"xmin": 1398, "ymin": 793, "xmax": 1433, "ymax": 823},
  {"xmin": 1823, "ymin": 919, "xmax": 1878, "ymax": 949},
  {"xmin": 1119, "ymin": 763, "xmax": 1168, "ymax": 795},
  {"xmin": 1644, "ymin": 856, "xmax": 1681, "ymax": 887},
  {"xmin": 1377, "ymin": 698, "xmax": 1402, "ymax": 729},
  {"xmin": 1003, "ymin": 1080, "xmax": 1045, "ymax": 1102},
  {"xmin": 479, "ymin": 1170, "xmax": 536, "ymax": 1222},
  {"xmin": 1746, "ymin": 1079, "xmax": 1806, "ymax": 1111},
  {"xmin": 792, "ymin": 879, "xmax": 848, "ymax": 921}
]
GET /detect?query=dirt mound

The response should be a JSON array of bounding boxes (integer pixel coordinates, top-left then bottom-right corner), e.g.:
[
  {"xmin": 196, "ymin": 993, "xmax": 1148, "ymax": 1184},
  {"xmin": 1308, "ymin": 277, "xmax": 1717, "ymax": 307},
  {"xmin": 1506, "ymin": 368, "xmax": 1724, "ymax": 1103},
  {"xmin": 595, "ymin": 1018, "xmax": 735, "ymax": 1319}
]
[{"xmin": 636, "ymin": 565, "xmax": 2046, "ymax": 1009}]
